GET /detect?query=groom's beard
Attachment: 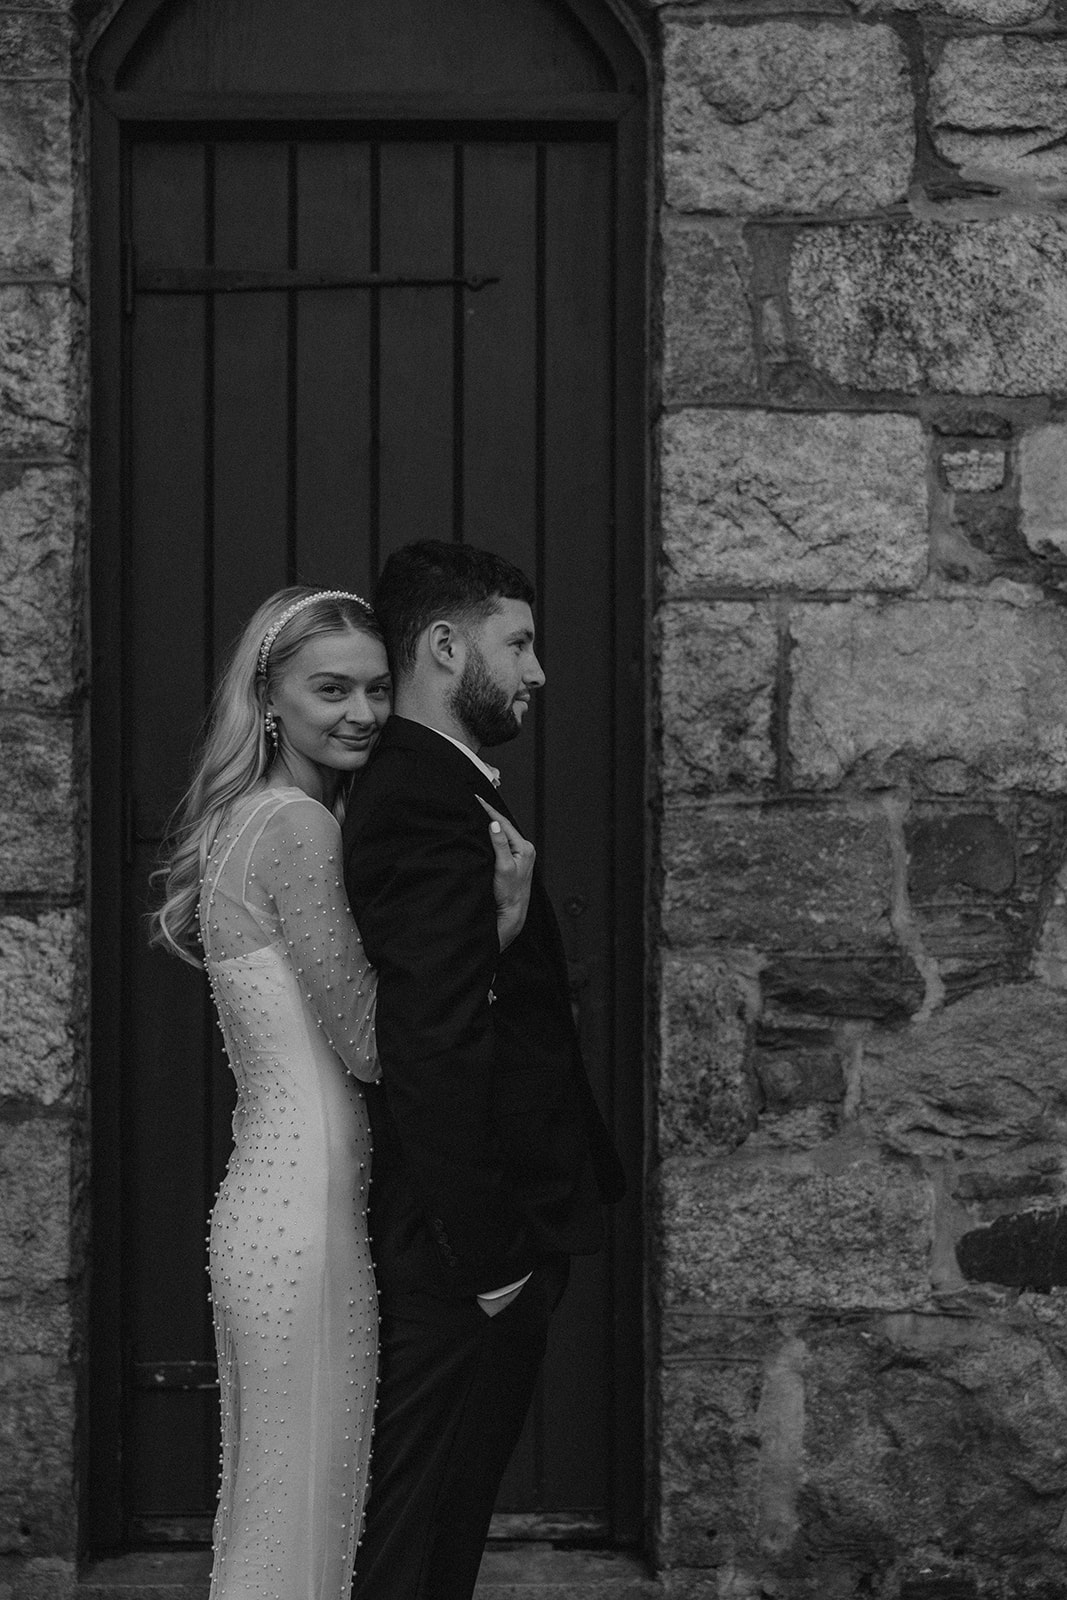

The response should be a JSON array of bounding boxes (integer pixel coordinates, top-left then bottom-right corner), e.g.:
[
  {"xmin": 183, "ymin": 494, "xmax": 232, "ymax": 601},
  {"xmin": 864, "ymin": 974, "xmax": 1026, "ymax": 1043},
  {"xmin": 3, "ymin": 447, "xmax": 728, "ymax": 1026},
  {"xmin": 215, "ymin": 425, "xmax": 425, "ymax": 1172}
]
[{"xmin": 450, "ymin": 643, "xmax": 524, "ymax": 748}]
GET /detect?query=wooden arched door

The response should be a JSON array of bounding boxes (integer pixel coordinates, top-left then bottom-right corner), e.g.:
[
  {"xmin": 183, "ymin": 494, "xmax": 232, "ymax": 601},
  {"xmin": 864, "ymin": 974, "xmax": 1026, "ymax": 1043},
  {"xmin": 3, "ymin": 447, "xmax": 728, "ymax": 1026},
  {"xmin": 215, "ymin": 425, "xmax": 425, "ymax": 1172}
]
[{"xmin": 89, "ymin": 0, "xmax": 647, "ymax": 1554}]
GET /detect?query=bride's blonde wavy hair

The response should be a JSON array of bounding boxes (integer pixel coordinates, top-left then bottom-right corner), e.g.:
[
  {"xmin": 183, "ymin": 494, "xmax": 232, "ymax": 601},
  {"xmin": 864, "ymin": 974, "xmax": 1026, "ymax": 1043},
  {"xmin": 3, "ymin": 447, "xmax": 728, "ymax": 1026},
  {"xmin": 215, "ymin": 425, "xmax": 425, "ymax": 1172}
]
[{"xmin": 149, "ymin": 586, "xmax": 382, "ymax": 967}]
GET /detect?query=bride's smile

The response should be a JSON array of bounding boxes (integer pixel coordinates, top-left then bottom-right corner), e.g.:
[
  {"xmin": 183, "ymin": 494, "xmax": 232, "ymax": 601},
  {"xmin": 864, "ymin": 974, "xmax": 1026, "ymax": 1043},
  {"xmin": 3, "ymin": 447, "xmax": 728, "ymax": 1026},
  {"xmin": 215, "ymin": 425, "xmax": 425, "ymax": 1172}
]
[{"xmin": 266, "ymin": 630, "xmax": 392, "ymax": 803}]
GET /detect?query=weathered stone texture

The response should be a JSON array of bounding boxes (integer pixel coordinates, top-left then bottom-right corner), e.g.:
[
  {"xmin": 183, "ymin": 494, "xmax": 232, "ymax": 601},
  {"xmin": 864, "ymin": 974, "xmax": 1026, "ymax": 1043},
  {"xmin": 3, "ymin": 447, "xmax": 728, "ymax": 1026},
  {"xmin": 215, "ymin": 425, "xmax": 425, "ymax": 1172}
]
[
  {"xmin": 0, "ymin": 714, "xmax": 76, "ymax": 895},
  {"xmin": 870, "ymin": 0, "xmax": 1047, "ymax": 18},
  {"xmin": 662, "ymin": 225, "xmax": 756, "ymax": 403},
  {"xmin": 0, "ymin": 1120, "xmax": 70, "ymax": 1290},
  {"xmin": 659, "ymin": 602, "xmax": 777, "ymax": 796},
  {"xmin": 958, "ymin": 1206, "xmax": 1067, "ymax": 1289},
  {"xmin": 660, "ymin": 1142, "xmax": 931, "ymax": 1309},
  {"xmin": 0, "ymin": 1286, "xmax": 70, "ymax": 1360},
  {"xmin": 789, "ymin": 597, "xmax": 1067, "ymax": 791},
  {"xmin": 0, "ymin": 83, "xmax": 72, "ymax": 276},
  {"xmin": 0, "ymin": 465, "xmax": 78, "ymax": 705},
  {"xmin": 0, "ymin": 1357, "xmax": 76, "ymax": 1557},
  {"xmin": 1020, "ymin": 423, "xmax": 1067, "ymax": 559},
  {"xmin": 0, "ymin": 286, "xmax": 80, "ymax": 455},
  {"xmin": 0, "ymin": 914, "xmax": 80, "ymax": 1107},
  {"xmin": 659, "ymin": 1357, "xmax": 762, "ymax": 1569},
  {"xmin": 942, "ymin": 448, "xmax": 1005, "ymax": 494},
  {"xmin": 863, "ymin": 983, "xmax": 1067, "ymax": 1159},
  {"xmin": 659, "ymin": 951, "xmax": 761, "ymax": 1157},
  {"xmin": 661, "ymin": 410, "xmax": 928, "ymax": 595},
  {"xmin": 763, "ymin": 952, "xmax": 925, "ymax": 1020},
  {"xmin": 663, "ymin": 21, "xmax": 913, "ymax": 215},
  {"xmin": 0, "ymin": 13, "xmax": 69, "ymax": 78},
  {"xmin": 904, "ymin": 802, "xmax": 1060, "ymax": 996},
  {"xmin": 801, "ymin": 1319, "xmax": 1067, "ymax": 1565},
  {"xmin": 930, "ymin": 38, "xmax": 1067, "ymax": 198},
  {"xmin": 657, "ymin": 1311, "xmax": 1067, "ymax": 1587},
  {"xmin": 753, "ymin": 1022, "xmax": 845, "ymax": 1112},
  {"xmin": 662, "ymin": 802, "xmax": 895, "ymax": 950},
  {"xmin": 790, "ymin": 219, "xmax": 1067, "ymax": 396}
]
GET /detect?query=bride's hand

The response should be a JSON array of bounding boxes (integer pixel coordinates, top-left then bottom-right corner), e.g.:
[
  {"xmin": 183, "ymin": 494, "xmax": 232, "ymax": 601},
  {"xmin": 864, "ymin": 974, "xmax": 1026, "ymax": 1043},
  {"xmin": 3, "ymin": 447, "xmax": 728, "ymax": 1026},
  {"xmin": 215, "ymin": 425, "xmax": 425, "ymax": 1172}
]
[{"xmin": 478, "ymin": 796, "xmax": 535, "ymax": 951}]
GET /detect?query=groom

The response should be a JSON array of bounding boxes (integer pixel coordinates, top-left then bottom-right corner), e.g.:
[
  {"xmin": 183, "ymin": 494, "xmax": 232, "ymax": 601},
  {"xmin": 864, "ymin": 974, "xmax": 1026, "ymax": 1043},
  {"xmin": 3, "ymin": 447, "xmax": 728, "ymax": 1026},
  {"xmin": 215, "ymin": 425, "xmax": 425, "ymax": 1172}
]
[{"xmin": 343, "ymin": 540, "xmax": 624, "ymax": 1600}]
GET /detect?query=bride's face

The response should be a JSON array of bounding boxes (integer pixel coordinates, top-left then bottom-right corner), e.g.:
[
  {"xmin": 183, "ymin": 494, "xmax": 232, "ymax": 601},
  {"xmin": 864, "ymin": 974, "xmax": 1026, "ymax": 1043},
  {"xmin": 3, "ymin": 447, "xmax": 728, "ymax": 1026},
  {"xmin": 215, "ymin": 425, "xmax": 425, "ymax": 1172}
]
[{"xmin": 268, "ymin": 627, "xmax": 392, "ymax": 785}]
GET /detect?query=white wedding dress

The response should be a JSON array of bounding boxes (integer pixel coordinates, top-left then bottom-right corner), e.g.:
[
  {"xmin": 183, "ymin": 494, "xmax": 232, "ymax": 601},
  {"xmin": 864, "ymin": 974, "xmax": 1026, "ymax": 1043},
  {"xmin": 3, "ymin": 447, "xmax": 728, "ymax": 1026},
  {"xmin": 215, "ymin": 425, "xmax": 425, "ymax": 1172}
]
[{"xmin": 198, "ymin": 786, "xmax": 379, "ymax": 1600}]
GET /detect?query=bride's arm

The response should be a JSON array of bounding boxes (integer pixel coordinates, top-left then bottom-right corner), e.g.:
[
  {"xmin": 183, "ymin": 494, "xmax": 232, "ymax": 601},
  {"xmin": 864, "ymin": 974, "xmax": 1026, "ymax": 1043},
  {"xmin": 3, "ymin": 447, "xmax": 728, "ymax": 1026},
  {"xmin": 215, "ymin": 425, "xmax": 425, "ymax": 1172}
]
[{"xmin": 257, "ymin": 798, "xmax": 379, "ymax": 1082}]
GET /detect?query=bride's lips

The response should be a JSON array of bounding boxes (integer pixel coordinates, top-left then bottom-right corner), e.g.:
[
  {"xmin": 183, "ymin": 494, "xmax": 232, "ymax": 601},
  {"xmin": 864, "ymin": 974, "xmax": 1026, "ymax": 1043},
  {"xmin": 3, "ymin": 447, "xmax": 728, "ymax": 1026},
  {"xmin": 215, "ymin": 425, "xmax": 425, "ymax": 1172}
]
[{"xmin": 332, "ymin": 733, "xmax": 375, "ymax": 749}]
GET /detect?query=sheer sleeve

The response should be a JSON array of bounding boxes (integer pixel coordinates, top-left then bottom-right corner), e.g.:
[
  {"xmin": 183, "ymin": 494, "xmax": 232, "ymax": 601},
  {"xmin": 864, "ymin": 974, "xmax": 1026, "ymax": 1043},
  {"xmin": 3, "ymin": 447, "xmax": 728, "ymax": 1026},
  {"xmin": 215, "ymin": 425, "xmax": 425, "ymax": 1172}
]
[{"xmin": 249, "ymin": 796, "xmax": 379, "ymax": 1083}]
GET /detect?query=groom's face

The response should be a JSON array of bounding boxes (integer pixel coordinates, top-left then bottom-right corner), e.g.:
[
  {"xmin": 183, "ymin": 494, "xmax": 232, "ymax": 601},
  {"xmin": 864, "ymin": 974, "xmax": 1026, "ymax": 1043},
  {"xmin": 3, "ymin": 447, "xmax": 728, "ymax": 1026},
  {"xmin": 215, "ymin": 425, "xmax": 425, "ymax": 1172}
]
[{"xmin": 451, "ymin": 598, "xmax": 544, "ymax": 749}]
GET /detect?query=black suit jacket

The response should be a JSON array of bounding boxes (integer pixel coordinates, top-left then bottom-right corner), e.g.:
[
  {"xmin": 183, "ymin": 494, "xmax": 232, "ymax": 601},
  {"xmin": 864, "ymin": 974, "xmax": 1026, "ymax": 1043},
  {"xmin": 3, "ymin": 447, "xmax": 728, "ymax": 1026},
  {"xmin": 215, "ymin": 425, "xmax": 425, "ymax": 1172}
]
[{"xmin": 342, "ymin": 716, "xmax": 625, "ymax": 1300}]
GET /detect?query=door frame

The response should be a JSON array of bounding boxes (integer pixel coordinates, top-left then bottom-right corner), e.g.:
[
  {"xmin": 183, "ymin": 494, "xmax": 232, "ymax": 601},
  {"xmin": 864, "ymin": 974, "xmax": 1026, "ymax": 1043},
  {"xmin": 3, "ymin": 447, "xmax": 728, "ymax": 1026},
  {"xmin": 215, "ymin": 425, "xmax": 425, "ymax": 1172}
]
[{"xmin": 88, "ymin": 0, "xmax": 652, "ymax": 1554}]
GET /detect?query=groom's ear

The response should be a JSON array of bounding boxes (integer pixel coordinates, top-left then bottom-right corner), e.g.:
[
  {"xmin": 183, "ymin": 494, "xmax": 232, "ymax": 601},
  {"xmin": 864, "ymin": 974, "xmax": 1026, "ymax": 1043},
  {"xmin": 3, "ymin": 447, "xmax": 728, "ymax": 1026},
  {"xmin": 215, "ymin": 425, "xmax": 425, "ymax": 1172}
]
[{"xmin": 426, "ymin": 619, "xmax": 463, "ymax": 674}]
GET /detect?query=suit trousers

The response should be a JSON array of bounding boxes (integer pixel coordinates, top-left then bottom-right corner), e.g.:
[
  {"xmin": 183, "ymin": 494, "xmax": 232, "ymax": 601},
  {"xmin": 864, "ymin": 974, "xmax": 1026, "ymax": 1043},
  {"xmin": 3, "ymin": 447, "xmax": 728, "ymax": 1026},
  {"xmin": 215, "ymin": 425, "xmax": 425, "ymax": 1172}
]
[{"xmin": 352, "ymin": 1255, "xmax": 570, "ymax": 1600}]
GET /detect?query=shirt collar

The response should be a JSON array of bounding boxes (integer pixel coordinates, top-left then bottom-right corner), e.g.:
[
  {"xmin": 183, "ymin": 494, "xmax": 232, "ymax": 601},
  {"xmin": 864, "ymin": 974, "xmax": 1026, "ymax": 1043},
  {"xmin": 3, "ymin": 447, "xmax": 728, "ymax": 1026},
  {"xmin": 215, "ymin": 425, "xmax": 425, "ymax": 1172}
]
[{"xmin": 434, "ymin": 729, "xmax": 501, "ymax": 788}]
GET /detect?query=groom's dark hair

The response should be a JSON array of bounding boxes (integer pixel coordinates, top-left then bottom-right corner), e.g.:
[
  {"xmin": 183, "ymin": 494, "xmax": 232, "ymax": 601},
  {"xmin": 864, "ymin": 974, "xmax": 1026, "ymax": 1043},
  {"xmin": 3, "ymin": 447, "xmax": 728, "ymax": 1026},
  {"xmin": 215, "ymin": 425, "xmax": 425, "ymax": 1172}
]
[{"xmin": 374, "ymin": 540, "xmax": 536, "ymax": 678}]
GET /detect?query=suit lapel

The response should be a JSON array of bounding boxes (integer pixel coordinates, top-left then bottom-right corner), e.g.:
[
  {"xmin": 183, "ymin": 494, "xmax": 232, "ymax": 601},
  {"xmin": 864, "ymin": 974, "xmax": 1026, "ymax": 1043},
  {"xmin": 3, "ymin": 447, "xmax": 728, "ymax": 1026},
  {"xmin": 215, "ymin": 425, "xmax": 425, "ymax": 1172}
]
[
  {"xmin": 378, "ymin": 717, "xmax": 513, "ymax": 815},
  {"xmin": 372, "ymin": 716, "xmax": 570, "ymax": 989}
]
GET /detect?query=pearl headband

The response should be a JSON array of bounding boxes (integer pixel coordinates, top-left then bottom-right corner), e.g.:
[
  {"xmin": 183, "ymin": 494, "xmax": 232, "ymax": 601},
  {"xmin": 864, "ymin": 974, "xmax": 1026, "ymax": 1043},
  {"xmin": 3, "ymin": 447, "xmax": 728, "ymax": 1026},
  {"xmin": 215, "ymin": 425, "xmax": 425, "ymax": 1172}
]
[{"xmin": 256, "ymin": 590, "xmax": 371, "ymax": 678}]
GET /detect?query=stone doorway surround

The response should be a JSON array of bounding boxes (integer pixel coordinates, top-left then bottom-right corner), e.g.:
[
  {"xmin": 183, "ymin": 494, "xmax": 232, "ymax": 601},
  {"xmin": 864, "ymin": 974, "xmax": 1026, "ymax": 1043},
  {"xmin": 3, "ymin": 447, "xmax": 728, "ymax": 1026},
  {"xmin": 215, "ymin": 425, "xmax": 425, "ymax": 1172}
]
[{"xmin": 14, "ymin": 1, "xmax": 1067, "ymax": 1599}]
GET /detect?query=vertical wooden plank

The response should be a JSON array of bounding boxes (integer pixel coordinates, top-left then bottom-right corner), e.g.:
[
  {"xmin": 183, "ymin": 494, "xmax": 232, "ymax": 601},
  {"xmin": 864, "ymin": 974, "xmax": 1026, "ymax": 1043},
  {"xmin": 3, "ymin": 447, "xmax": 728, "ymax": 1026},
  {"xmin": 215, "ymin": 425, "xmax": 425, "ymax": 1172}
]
[
  {"xmin": 377, "ymin": 142, "xmax": 454, "ymax": 556},
  {"xmin": 132, "ymin": 1393, "xmax": 218, "ymax": 1518},
  {"xmin": 294, "ymin": 141, "xmax": 375, "ymax": 594},
  {"xmin": 212, "ymin": 141, "xmax": 290, "ymax": 660},
  {"xmin": 462, "ymin": 141, "xmax": 540, "ymax": 834},
  {"xmin": 538, "ymin": 138, "xmax": 616, "ymax": 1511},
  {"xmin": 462, "ymin": 143, "xmax": 538, "ymax": 557},
  {"xmin": 126, "ymin": 138, "xmax": 216, "ymax": 1521},
  {"xmin": 129, "ymin": 141, "xmax": 208, "ymax": 837},
  {"xmin": 464, "ymin": 139, "xmax": 541, "ymax": 1511}
]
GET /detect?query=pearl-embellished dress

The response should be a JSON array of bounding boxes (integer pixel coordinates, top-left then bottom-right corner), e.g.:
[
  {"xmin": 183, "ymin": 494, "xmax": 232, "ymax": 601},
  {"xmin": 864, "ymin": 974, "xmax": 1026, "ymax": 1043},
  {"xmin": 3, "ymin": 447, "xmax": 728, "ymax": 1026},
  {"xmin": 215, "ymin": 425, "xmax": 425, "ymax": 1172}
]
[{"xmin": 198, "ymin": 787, "xmax": 379, "ymax": 1600}]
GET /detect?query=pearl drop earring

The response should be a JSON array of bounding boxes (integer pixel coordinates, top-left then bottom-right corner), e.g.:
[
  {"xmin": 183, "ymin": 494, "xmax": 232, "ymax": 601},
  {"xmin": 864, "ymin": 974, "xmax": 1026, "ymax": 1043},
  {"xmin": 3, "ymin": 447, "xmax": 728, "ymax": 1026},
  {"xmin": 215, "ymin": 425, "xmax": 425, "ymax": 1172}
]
[{"xmin": 265, "ymin": 708, "xmax": 278, "ymax": 747}]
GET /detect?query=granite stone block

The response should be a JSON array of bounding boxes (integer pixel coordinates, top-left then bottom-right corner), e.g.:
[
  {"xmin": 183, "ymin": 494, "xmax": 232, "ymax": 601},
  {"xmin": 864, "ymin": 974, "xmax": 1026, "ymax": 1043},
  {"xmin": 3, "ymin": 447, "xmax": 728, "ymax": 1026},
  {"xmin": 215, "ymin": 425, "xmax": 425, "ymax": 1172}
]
[
  {"xmin": 790, "ymin": 219, "xmax": 1067, "ymax": 397},
  {"xmin": 662, "ymin": 223, "xmax": 756, "ymax": 403},
  {"xmin": 659, "ymin": 602, "xmax": 777, "ymax": 797},
  {"xmin": 662, "ymin": 410, "xmax": 927, "ymax": 595},
  {"xmin": 789, "ymin": 597, "xmax": 1067, "ymax": 791},
  {"xmin": 0, "ymin": 464, "xmax": 79, "ymax": 705},
  {"xmin": 662, "ymin": 802, "xmax": 896, "ymax": 951},
  {"xmin": 664, "ymin": 20, "xmax": 913, "ymax": 214}
]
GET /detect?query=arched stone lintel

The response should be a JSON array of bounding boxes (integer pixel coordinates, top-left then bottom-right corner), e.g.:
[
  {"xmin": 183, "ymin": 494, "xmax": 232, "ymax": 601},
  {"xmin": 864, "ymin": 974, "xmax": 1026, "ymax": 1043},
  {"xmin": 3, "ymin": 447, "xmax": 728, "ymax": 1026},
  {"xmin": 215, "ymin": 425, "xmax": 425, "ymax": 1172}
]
[{"xmin": 81, "ymin": 0, "xmax": 651, "ymax": 102}]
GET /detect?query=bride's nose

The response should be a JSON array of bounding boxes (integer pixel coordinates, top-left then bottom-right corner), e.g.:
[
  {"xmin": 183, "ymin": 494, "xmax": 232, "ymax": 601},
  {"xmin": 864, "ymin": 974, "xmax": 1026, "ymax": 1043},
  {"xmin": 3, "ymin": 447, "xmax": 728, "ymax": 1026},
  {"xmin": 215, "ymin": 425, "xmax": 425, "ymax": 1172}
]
[{"xmin": 344, "ymin": 692, "xmax": 375, "ymax": 725}]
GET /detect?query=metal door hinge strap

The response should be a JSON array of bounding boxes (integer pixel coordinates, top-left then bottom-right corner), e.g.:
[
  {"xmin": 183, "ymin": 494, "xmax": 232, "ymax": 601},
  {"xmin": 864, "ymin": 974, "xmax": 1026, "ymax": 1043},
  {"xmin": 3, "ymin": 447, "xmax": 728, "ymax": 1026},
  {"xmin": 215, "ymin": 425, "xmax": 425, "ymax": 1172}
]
[
  {"xmin": 133, "ymin": 1360, "xmax": 218, "ymax": 1391},
  {"xmin": 136, "ymin": 267, "xmax": 499, "ymax": 294}
]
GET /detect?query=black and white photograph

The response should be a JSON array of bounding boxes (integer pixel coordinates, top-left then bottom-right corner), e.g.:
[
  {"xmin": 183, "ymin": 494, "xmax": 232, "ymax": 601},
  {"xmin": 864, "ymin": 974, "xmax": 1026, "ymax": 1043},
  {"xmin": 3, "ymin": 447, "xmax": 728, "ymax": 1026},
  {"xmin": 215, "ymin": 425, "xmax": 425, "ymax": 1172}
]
[{"xmin": 5, "ymin": 3, "xmax": 1067, "ymax": 1598}]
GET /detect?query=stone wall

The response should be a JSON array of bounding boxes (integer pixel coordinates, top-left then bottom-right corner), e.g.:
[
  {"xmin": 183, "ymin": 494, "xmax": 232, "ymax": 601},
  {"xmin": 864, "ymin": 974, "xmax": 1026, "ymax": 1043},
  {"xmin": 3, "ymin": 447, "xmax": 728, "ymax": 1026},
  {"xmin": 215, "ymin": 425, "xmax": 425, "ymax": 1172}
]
[
  {"xmin": 654, "ymin": 0, "xmax": 1067, "ymax": 1595},
  {"xmin": 0, "ymin": 2, "xmax": 88, "ymax": 1597}
]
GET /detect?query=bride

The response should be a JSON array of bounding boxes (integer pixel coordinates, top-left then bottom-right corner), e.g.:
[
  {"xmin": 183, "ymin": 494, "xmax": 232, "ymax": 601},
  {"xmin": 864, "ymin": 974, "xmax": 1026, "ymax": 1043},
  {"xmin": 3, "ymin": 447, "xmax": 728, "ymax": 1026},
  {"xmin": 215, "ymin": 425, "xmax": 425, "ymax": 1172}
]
[{"xmin": 150, "ymin": 587, "xmax": 533, "ymax": 1600}]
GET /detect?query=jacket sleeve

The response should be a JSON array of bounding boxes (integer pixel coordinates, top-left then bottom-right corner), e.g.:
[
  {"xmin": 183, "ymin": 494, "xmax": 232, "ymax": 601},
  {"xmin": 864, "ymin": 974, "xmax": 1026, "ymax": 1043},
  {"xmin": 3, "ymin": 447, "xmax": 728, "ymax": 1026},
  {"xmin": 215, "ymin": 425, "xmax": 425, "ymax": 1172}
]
[{"xmin": 345, "ymin": 769, "xmax": 536, "ymax": 1293}]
